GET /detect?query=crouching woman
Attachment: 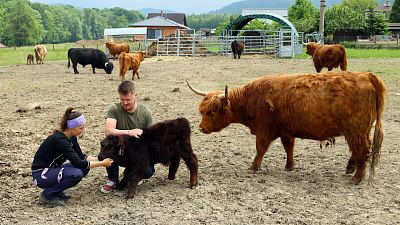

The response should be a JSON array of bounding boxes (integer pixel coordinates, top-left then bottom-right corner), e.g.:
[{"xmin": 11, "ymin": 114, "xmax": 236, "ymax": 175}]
[{"xmin": 32, "ymin": 107, "xmax": 113, "ymax": 207}]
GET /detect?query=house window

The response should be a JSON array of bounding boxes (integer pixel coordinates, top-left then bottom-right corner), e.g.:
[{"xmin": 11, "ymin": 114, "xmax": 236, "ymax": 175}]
[{"xmin": 147, "ymin": 29, "xmax": 162, "ymax": 39}]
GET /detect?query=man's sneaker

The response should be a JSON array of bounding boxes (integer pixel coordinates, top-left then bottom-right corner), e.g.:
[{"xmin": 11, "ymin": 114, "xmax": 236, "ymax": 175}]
[
  {"xmin": 56, "ymin": 192, "xmax": 71, "ymax": 201},
  {"xmin": 39, "ymin": 192, "xmax": 65, "ymax": 207},
  {"xmin": 100, "ymin": 179, "xmax": 117, "ymax": 194}
]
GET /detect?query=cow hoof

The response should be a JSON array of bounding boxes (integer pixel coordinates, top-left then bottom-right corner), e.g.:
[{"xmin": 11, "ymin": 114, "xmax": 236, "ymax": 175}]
[
  {"xmin": 346, "ymin": 167, "xmax": 356, "ymax": 174},
  {"xmin": 167, "ymin": 175, "xmax": 176, "ymax": 180},
  {"xmin": 350, "ymin": 176, "xmax": 362, "ymax": 185},
  {"xmin": 285, "ymin": 166, "xmax": 294, "ymax": 171},
  {"xmin": 190, "ymin": 182, "xmax": 198, "ymax": 189},
  {"xmin": 248, "ymin": 166, "xmax": 258, "ymax": 174},
  {"xmin": 125, "ymin": 194, "xmax": 134, "ymax": 199}
]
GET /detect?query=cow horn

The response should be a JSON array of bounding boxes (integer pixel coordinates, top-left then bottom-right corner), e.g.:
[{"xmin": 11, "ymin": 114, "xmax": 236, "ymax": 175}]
[
  {"xmin": 186, "ymin": 80, "xmax": 207, "ymax": 96},
  {"xmin": 105, "ymin": 62, "xmax": 108, "ymax": 67}
]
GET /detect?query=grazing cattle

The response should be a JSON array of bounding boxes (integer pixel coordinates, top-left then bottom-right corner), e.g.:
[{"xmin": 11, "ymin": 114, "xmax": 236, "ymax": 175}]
[
  {"xmin": 34, "ymin": 45, "xmax": 47, "ymax": 64},
  {"xmin": 27, "ymin": 54, "xmax": 34, "ymax": 65},
  {"xmin": 187, "ymin": 71, "xmax": 386, "ymax": 185},
  {"xmin": 98, "ymin": 118, "xmax": 198, "ymax": 198},
  {"xmin": 118, "ymin": 51, "xmax": 145, "ymax": 81},
  {"xmin": 231, "ymin": 40, "xmax": 245, "ymax": 59},
  {"xmin": 67, "ymin": 48, "xmax": 113, "ymax": 74},
  {"xmin": 105, "ymin": 41, "xmax": 130, "ymax": 60},
  {"xmin": 306, "ymin": 42, "xmax": 347, "ymax": 73}
]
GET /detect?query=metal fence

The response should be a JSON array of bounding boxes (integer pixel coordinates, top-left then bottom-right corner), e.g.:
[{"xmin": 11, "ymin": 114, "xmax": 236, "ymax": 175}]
[{"xmin": 154, "ymin": 30, "xmax": 304, "ymax": 58}]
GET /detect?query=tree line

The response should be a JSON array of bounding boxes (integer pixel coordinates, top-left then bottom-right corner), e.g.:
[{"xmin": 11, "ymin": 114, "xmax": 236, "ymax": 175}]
[
  {"xmin": 1, "ymin": 0, "xmax": 400, "ymax": 46},
  {"xmin": 0, "ymin": 0, "xmax": 145, "ymax": 46}
]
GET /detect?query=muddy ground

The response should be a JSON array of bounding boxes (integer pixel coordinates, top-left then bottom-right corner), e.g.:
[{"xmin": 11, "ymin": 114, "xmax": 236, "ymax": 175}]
[{"xmin": 0, "ymin": 55, "xmax": 399, "ymax": 225}]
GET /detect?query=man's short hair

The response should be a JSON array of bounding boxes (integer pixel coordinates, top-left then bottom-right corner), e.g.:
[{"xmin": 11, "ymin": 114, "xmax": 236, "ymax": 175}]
[{"xmin": 118, "ymin": 80, "xmax": 136, "ymax": 95}]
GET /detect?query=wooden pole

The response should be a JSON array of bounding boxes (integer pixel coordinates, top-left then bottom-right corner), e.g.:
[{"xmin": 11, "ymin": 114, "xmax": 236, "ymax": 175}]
[{"xmin": 319, "ymin": 0, "xmax": 326, "ymax": 44}]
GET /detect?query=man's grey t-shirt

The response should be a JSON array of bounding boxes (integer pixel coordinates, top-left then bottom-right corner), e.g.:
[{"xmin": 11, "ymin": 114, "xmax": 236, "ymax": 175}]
[{"xmin": 106, "ymin": 103, "xmax": 153, "ymax": 130}]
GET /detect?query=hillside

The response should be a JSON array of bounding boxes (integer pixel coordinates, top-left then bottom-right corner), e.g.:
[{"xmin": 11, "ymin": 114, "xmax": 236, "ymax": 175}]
[{"xmin": 211, "ymin": 0, "xmax": 387, "ymax": 14}]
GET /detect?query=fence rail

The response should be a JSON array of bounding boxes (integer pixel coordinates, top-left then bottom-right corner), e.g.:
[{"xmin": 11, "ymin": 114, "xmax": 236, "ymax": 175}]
[{"xmin": 154, "ymin": 30, "xmax": 304, "ymax": 58}]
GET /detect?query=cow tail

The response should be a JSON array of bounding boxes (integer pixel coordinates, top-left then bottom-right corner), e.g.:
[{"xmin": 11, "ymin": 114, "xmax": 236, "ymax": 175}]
[
  {"xmin": 340, "ymin": 46, "xmax": 348, "ymax": 71},
  {"xmin": 368, "ymin": 73, "xmax": 387, "ymax": 184},
  {"xmin": 67, "ymin": 49, "xmax": 71, "ymax": 68}
]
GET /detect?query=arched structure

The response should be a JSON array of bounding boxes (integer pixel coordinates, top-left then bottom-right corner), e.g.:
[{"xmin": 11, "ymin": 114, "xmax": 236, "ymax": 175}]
[{"xmin": 224, "ymin": 13, "xmax": 298, "ymax": 36}]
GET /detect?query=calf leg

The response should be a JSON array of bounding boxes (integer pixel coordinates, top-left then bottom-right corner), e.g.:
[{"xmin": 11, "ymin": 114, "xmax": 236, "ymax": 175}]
[
  {"xmin": 115, "ymin": 167, "xmax": 131, "ymax": 190},
  {"xmin": 92, "ymin": 65, "xmax": 96, "ymax": 74},
  {"xmin": 249, "ymin": 135, "xmax": 274, "ymax": 172},
  {"xmin": 281, "ymin": 135, "xmax": 296, "ymax": 171},
  {"xmin": 126, "ymin": 167, "xmax": 144, "ymax": 199},
  {"xmin": 182, "ymin": 152, "xmax": 199, "ymax": 188},
  {"xmin": 168, "ymin": 157, "xmax": 180, "ymax": 180}
]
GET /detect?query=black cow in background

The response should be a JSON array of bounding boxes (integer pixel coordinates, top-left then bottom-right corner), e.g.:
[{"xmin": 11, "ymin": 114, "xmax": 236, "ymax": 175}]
[
  {"xmin": 231, "ymin": 40, "xmax": 245, "ymax": 59},
  {"xmin": 98, "ymin": 117, "xmax": 199, "ymax": 199},
  {"xmin": 67, "ymin": 48, "xmax": 113, "ymax": 74}
]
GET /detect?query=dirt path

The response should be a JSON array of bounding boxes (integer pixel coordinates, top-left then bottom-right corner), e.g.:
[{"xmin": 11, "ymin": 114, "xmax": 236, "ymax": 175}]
[{"xmin": 0, "ymin": 56, "xmax": 399, "ymax": 224}]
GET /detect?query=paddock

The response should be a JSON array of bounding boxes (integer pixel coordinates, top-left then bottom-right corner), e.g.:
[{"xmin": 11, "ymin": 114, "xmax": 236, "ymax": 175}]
[{"xmin": 0, "ymin": 55, "xmax": 399, "ymax": 224}]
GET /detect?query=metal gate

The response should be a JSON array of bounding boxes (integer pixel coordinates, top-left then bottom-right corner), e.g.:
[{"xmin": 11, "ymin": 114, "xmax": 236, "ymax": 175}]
[{"xmin": 155, "ymin": 30, "xmax": 303, "ymax": 58}]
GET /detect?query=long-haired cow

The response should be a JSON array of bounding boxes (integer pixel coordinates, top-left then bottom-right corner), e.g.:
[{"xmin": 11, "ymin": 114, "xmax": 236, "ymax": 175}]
[
  {"xmin": 98, "ymin": 118, "xmax": 198, "ymax": 198},
  {"xmin": 188, "ymin": 71, "xmax": 386, "ymax": 185},
  {"xmin": 306, "ymin": 42, "xmax": 347, "ymax": 73},
  {"xmin": 231, "ymin": 40, "xmax": 245, "ymax": 59},
  {"xmin": 105, "ymin": 41, "xmax": 130, "ymax": 60},
  {"xmin": 34, "ymin": 45, "xmax": 48, "ymax": 64},
  {"xmin": 118, "ymin": 51, "xmax": 145, "ymax": 81}
]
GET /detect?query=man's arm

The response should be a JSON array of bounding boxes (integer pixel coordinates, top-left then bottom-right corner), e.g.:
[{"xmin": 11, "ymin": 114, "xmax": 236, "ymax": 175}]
[{"xmin": 105, "ymin": 118, "xmax": 142, "ymax": 138}]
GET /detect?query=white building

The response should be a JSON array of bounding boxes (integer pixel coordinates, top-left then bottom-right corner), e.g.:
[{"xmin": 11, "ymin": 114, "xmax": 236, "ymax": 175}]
[{"xmin": 242, "ymin": 8, "xmax": 288, "ymax": 18}]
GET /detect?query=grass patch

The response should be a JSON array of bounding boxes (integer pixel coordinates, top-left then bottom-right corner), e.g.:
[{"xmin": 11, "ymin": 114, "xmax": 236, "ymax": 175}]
[{"xmin": 0, "ymin": 43, "xmax": 108, "ymax": 67}]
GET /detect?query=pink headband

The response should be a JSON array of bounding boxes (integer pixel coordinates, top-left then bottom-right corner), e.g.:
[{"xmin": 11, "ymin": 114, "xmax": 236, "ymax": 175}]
[{"xmin": 66, "ymin": 115, "xmax": 86, "ymax": 128}]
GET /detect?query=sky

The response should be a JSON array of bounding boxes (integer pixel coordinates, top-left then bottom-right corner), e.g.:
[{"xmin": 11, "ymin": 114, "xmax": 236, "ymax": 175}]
[{"xmin": 29, "ymin": 0, "xmax": 242, "ymax": 14}]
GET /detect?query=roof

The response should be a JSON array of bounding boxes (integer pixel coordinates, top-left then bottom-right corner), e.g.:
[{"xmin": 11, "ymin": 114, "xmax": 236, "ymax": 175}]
[
  {"xmin": 129, "ymin": 16, "xmax": 191, "ymax": 29},
  {"xmin": 147, "ymin": 13, "xmax": 187, "ymax": 26},
  {"xmin": 0, "ymin": 43, "xmax": 7, "ymax": 48},
  {"xmin": 103, "ymin": 28, "xmax": 147, "ymax": 37},
  {"xmin": 374, "ymin": 2, "xmax": 392, "ymax": 12}
]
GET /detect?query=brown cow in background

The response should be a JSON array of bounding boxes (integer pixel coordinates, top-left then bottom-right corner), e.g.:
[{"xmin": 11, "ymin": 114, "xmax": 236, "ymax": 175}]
[
  {"xmin": 27, "ymin": 54, "xmax": 34, "ymax": 65},
  {"xmin": 231, "ymin": 40, "xmax": 245, "ymax": 59},
  {"xmin": 119, "ymin": 51, "xmax": 145, "ymax": 81},
  {"xmin": 187, "ymin": 71, "xmax": 386, "ymax": 185},
  {"xmin": 105, "ymin": 41, "xmax": 130, "ymax": 60},
  {"xmin": 306, "ymin": 42, "xmax": 347, "ymax": 73},
  {"xmin": 34, "ymin": 45, "xmax": 48, "ymax": 64}
]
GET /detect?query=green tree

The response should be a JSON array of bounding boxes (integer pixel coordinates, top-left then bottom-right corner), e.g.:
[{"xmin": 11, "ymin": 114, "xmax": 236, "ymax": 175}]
[
  {"xmin": 341, "ymin": 0, "xmax": 378, "ymax": 16},
  {"xmin": 365, "ymin": 7, "xmax": 388, "ymax": 35},
  {"xmin": 187, "ymin": 14, "xmax": 236, "ymax": 30},
  {"xmin": 325, "ymin": 4, "xmax": 366, "ymax": 35},
  {"xmin": 390, "ymin": 0, "xmax": 400, "ymax": 22},
  {"xmin": 214, "ymin": 15, "xmax": 237, "ymax": 36},
  {"xmin": 2, "ymin": 0, "xmax": 43, "ymax": 46},
  {"xmin": 288, "ymin": 0, "xmax": 319, "ymax": 33},
  {"xmin": 242, "ymin": 19, "xmax": 281, "ymax": 31}
]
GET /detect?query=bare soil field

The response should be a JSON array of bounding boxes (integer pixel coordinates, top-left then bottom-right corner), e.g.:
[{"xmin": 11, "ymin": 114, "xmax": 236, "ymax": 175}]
[{"xmin": 0, "ymin": 55, "xmax": 399, "ymax": 225}]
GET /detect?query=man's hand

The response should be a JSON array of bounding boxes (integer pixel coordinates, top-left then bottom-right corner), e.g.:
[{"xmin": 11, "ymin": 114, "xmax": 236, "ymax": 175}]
[
  {"xmin": 127, "ymin": 128, "xmax": 143, "ymax": 138},
  {"xmin": 102, "ymin": 158, "xmax": 114, "ymax": 167}
]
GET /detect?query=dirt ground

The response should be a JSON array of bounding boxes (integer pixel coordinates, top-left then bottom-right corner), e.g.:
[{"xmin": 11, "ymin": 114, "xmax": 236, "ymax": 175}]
[{"xmin": 0, "ymin": 55, "xmax": 399, "ymax": 225}]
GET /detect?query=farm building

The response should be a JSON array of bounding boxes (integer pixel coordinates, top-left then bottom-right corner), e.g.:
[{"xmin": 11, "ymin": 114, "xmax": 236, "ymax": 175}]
[
  {"xmin": 147, "ymin": 12, "xmax": 187, "ymax": 26},
  {"xmin": 129, "ymin": 16, "xmax": 191, "ymax": 40},
  {"xmin": 103, "ymin": 27, "xmax": 147, "ymax": 41}
]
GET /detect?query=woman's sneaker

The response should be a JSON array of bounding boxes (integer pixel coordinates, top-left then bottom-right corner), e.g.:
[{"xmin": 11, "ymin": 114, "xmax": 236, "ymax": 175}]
[
  {"xmin": 100, "ymin": 179, "xmax": 117, "ymax": 194},
  {"xmin": 39, "ymin": 192, "xmax": 65, "ymax": 207}
]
